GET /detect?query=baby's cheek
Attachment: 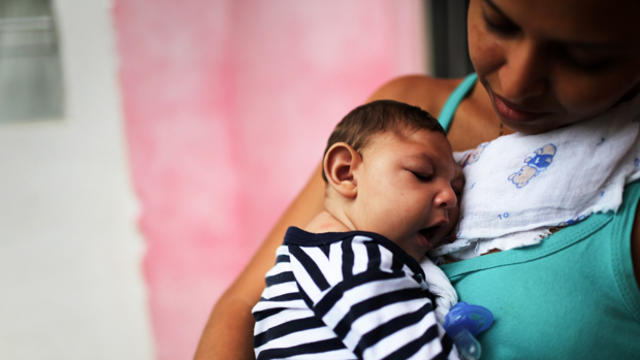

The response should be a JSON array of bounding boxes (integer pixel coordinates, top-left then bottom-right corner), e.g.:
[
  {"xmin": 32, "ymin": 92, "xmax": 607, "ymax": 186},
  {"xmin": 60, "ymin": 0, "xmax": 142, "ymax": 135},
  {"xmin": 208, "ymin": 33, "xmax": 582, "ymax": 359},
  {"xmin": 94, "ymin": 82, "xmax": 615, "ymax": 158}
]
[{"xmin": 448, "ymin": 205, "xmax": 461, "ymax": 231}]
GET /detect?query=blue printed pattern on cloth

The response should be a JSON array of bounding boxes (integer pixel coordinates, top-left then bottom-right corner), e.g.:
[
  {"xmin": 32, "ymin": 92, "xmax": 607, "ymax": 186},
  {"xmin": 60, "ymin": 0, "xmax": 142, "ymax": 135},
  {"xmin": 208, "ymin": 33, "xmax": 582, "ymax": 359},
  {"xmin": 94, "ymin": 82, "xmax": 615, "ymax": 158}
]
[
  {"xmin": 508, "ymin": 143, "xmax": 557, "ymax": 188},
  {"xmin": 431, "ymin": 92, "xmax": 640, "ymax": 260},
  {"xmin": 460, "ymin": 143, "xmax": 488, "ymax": 167}
]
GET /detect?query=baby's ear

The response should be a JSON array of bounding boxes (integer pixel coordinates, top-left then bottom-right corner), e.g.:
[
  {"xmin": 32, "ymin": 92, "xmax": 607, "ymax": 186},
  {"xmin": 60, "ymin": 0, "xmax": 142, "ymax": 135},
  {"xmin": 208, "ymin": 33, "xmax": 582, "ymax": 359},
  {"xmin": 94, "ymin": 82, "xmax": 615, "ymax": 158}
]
[{"xmin": 323, "ymin": 142, "xmax": 361, "ymax": 199}]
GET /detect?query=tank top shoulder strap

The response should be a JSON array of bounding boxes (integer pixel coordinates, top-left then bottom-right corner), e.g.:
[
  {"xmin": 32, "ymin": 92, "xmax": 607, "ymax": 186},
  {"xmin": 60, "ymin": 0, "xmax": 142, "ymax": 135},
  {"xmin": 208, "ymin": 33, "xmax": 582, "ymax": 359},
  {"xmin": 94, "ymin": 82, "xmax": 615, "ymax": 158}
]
[{"xmin": 438, "ymin": 73, "xmax": 478, "ymax": 132}]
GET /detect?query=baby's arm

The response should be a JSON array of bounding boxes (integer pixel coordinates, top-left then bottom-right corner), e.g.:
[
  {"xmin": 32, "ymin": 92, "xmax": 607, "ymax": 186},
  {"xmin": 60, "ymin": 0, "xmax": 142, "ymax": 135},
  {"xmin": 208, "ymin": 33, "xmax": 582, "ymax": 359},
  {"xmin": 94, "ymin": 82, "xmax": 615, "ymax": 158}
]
[{"xmin": 293, "ymin": 239, "xmax": 458, "ymax": 359}]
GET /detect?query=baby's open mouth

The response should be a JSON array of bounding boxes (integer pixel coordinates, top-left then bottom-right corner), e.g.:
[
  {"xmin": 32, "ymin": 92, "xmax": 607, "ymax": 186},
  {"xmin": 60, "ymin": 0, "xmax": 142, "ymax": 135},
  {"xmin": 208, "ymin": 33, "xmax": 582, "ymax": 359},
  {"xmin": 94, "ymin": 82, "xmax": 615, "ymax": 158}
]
[{"xmin": 418, "ymin": 224, "xmax": 445, "ymax": 250}]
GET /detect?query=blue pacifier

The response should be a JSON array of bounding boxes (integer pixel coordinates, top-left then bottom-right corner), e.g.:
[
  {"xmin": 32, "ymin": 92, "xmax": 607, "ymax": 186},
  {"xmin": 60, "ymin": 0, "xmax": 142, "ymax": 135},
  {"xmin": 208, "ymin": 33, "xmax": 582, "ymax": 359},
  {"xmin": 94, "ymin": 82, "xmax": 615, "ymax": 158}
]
[{"xmin": 443, "ymin": 302, "xmax": 494, "ymax": 360}]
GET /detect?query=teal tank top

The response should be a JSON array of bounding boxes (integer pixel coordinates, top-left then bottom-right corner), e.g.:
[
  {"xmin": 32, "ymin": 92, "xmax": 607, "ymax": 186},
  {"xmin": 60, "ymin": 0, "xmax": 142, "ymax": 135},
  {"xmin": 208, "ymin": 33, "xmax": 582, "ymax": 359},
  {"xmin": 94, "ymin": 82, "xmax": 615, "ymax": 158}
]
[{"xmin": 438, "ymin": 74, "xmax": 640, "ymax": 359}]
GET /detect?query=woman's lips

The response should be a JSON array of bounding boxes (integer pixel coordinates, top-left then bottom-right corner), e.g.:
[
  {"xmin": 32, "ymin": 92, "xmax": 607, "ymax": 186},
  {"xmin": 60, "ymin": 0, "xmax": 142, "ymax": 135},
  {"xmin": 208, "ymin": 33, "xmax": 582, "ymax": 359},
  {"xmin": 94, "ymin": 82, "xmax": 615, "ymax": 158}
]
[{"xmin": 493, "ymin": 93, "xmax": 551, "ymax": 123}]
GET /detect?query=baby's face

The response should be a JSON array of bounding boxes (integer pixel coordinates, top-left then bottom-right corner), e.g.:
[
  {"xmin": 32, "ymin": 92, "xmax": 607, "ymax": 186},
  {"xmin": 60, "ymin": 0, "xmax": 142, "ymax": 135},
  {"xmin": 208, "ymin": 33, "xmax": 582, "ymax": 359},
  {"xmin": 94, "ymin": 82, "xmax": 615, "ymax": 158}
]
[{"xmin": 352, "ymin": 129, "xmax": 463, "ymax": 261}]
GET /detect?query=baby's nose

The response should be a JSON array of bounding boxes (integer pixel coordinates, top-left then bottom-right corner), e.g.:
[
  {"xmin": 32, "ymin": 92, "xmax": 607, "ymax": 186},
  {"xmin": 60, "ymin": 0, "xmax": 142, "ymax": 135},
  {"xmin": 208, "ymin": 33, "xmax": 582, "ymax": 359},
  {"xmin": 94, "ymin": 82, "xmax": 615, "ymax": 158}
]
[{"xmin": 435, "ymin": 184, "xmax": 457, "ymax": 209}]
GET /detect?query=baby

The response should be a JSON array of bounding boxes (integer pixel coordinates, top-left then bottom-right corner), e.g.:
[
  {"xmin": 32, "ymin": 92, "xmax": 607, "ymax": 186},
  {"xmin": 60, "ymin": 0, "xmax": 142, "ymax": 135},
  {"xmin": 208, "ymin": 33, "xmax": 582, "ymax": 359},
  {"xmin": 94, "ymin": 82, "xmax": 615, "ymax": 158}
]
[{"xmin": 252, "ymin": 100, "xmax": 467, "ymax": 359}]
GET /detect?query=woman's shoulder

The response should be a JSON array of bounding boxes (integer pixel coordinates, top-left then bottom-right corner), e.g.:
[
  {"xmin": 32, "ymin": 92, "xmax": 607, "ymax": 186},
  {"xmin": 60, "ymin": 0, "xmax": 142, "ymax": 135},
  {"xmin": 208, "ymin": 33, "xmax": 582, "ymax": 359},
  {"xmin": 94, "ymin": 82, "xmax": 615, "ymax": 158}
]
[{"xmin": 368, "ymin": 74, "xmax": 465, "ymax": 116}]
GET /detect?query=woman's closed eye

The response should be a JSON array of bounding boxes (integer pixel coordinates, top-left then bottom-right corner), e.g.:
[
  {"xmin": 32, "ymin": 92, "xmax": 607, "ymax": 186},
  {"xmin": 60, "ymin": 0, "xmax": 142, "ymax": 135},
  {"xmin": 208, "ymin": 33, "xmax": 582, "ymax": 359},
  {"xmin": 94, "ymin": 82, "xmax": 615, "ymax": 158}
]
[
  {"xmin": 556, "ymin": 46, "xmax": 616, "ymax": 72},
  {"xmin": 483, "ymin": 12, "xmax": 519, "ymax": 36},
  {"xmin": 482, "ymin": 1, "xmax": 519, "ymax": 36}
]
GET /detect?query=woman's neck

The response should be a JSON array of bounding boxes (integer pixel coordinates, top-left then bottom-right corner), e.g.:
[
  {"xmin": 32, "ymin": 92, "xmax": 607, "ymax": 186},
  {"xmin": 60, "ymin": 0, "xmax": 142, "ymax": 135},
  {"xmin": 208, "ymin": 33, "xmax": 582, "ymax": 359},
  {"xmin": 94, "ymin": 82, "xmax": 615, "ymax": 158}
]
[{"xmin": 447, "ymin": 79, "xmax": 512, "ymax": 151}]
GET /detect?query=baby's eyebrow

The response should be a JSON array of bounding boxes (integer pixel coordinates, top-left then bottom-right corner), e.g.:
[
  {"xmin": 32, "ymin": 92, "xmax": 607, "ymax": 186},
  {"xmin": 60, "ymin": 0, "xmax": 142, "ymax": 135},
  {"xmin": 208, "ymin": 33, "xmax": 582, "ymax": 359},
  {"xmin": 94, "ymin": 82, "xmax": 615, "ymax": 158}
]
[
  {"xmin": 406, "ymin": 152, "xmax": 430, "ymax": 160},
  {"xmin": 405, "ymin": 153, "xmax": 433, "ymax": 166}
]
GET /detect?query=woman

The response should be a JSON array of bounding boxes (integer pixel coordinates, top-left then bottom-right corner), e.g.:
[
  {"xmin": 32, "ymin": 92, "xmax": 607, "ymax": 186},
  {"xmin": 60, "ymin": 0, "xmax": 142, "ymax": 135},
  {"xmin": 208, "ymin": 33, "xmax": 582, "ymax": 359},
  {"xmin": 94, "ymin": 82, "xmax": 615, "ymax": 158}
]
[{"xmin": 195, "ymin": 0, "xmax": 640, "ymax": 358}]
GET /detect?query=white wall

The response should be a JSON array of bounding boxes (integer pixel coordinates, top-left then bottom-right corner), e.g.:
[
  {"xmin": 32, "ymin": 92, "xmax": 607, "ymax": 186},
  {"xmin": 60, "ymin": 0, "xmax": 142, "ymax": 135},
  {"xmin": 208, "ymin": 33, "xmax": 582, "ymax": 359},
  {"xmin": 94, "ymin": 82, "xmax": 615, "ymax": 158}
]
[{"xmin": 0, "ymin": 1, "xmax": 154, "ymax": 358}]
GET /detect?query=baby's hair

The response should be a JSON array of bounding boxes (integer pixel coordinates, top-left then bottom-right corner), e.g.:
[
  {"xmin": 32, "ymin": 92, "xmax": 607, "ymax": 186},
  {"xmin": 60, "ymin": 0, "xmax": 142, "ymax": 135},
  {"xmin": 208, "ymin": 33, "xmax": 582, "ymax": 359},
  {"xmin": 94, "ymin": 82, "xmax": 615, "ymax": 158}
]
[{"xmin": 322, "ymin": 99, "xmax": 444, "ymax": 182}]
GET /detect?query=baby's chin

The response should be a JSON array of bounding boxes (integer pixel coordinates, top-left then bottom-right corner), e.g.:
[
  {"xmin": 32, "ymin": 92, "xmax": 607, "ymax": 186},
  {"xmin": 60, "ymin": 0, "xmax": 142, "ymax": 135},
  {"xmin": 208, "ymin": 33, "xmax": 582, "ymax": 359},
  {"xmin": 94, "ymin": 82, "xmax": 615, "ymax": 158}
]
[
  {"xmin": 416, "ymin": 231, "xmax": 442, "ymax": 255},
  {"xmin": 418, "ymin": 226, "xmax": 452, "ymax": 250},
  {"xmin": 394, "ymin": 228, "xmax": 452, "ymax": 261}
]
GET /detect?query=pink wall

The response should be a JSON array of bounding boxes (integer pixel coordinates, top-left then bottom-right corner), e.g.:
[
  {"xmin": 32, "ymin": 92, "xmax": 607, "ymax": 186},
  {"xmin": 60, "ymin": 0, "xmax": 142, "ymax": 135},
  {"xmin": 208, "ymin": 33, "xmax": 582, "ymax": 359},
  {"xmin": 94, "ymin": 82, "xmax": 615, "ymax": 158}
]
[{"xmin": 112, "ymin": 1, "xmax": 426, "ymax": 358}]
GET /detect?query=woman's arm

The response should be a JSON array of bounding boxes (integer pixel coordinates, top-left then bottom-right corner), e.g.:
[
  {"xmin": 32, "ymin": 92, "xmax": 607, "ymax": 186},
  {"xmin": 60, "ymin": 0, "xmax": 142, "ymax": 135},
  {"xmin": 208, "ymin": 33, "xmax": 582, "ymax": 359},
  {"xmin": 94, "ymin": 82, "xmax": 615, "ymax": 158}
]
[{"xmin": 194, "ymin": 165, "xmax": 325, "ymax": 360}]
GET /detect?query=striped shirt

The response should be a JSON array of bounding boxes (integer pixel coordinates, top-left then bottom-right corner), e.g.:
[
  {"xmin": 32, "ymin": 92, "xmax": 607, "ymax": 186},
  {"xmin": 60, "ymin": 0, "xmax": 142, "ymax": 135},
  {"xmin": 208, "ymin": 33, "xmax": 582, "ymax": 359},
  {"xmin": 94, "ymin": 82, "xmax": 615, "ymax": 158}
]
[{"xmin": 252, "ymin": 227, "xmax": 458, "ymax": 360}]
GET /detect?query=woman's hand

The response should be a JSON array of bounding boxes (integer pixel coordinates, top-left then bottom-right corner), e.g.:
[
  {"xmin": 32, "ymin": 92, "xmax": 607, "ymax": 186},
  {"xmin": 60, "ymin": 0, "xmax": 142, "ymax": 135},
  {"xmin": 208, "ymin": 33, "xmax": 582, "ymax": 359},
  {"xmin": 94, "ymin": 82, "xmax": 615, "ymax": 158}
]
[{"xmin": 194, "ymin": 165, "xmax": 326, "ymax": 359}]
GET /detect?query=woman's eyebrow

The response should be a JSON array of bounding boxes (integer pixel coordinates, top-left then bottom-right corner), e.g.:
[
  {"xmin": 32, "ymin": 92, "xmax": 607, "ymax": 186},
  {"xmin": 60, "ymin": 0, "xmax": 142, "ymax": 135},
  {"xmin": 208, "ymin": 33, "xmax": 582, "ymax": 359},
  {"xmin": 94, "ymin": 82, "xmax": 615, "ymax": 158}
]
[
  {"xmin": 484, "ymin": 0, "xmax": 626, "ymax": 49},
  {"xmin": 483, "ymin": 0, "xmax": 513, "ymax": 22}
]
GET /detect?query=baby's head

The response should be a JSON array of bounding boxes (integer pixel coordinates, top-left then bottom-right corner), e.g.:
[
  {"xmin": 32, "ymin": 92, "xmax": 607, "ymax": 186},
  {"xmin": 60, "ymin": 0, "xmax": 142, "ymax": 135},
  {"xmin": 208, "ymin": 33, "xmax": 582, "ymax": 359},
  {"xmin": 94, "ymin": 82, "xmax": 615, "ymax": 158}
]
[{"xmin": 322, "ymin": 100, "xmax": 463, "ymax": 261}]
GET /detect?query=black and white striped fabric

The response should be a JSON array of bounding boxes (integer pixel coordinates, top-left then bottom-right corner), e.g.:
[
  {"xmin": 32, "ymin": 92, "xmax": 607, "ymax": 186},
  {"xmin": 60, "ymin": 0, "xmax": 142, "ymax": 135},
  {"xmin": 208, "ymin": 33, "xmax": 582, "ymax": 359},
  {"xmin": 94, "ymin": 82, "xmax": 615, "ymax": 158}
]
[{"xmin": 253, "ymin": 227, "xmax": 458, "ymax": 360}]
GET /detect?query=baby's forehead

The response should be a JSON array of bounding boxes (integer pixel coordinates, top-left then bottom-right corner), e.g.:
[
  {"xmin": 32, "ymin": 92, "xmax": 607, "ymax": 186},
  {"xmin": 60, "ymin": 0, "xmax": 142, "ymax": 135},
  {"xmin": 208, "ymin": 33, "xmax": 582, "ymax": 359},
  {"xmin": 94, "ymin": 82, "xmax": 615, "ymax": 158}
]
[
  {"xmin": 366, "ymin": 126, "xmax": 445, "ymax": 145},
  {"xmin": 361, "ymin": 128, "xmax": 451, "ymax": 159},
  {"xmin": 391, "ymin": 124, "xmax": 444, "ymax": 137}
]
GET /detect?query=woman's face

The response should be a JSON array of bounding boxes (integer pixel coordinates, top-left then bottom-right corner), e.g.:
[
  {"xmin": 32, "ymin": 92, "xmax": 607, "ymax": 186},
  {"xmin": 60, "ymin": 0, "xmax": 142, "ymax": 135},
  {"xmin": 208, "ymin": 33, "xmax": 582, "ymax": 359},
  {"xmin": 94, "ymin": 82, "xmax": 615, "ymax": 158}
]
[{"xmin": 468, "ymin": 0, "xmax": 640, "ymax": 134}]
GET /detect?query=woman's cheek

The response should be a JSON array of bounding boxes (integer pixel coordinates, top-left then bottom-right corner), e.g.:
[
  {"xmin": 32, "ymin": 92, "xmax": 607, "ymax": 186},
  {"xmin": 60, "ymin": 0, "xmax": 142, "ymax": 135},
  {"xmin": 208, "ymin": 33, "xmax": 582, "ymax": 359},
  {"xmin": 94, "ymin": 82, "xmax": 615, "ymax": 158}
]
[
  {"xmin": 467, "ymin": 23, "xmax": 504, "ymax": 80},
  {"xmin": 555, "ymin": 69, "xmax": 639, "ymax": 118}
]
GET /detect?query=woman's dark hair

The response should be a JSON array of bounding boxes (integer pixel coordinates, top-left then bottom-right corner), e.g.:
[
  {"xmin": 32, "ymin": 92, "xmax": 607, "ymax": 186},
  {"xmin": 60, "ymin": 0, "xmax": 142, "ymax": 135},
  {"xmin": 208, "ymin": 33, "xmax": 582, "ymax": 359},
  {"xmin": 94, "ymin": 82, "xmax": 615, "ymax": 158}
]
[{"xmin": 322, "ymin": 99, "xmax": 444, "ymax": 181}]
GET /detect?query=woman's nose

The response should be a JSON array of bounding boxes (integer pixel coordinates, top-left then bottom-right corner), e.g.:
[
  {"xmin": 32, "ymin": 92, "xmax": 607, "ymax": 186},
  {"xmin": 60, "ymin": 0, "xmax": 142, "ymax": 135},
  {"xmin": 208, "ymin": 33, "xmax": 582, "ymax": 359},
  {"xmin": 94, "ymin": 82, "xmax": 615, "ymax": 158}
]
[{"xmin": 499, "ymin": 40, "xmax": 549, "ymax": 101}]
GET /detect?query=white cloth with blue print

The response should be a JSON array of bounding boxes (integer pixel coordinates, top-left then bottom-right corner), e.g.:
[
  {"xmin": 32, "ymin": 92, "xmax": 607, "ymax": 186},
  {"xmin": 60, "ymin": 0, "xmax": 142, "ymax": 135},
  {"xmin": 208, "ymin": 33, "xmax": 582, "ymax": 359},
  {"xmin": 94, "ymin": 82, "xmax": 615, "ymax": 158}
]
[{"xmin": 430, "ymin": 95, "xmax": 640, "ymax": 260}]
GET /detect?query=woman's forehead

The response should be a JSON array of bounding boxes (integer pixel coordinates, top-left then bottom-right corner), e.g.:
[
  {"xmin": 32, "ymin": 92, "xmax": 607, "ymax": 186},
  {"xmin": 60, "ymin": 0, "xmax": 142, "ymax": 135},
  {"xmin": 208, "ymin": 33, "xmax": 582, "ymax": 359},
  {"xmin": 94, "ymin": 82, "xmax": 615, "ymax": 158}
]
[{"xmin": 485, "ymin": 0, "xmax": 639, "ymax": 45}]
